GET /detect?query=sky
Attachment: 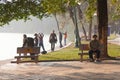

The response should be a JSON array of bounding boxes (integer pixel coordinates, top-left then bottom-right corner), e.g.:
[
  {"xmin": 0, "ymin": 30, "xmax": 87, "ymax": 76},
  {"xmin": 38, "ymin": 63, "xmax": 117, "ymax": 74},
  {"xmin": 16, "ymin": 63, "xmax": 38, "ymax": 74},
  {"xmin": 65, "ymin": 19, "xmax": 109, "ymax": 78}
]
[{"xmin": 0, "ymin": 16, "xmax": 58, "ymax": 34}]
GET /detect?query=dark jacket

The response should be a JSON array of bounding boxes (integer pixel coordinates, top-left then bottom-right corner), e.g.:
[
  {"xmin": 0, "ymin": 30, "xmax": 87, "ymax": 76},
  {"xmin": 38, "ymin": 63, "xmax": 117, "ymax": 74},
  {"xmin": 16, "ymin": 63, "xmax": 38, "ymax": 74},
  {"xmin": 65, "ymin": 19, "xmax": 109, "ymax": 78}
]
[
  {"xmin": 49, "ymin": 33, "xmax": 57, "ymax": 43},
  {"xmin": 23, "ymin": 37, "xmax": 34, "ymax": 47}
]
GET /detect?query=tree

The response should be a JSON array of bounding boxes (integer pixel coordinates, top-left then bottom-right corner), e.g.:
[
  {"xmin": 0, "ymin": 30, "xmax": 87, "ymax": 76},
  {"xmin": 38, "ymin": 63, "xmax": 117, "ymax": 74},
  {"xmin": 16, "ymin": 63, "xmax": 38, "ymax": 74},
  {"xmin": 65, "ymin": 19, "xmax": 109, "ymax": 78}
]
[
  {"xmin": 40, "ymin": 0, "xmax": 67, "ymax": 31},
  {"xmin": 109, "ymin": 0, "xmax": 120, "ymax": 20},
  {"xmin": 97, "ymin": 0, "xmax": 109, "ymax": 58},
  {"xmin": 85, "ymin": 0, "xmax": 96, "ymax": 40},
  {"xmin": 77, "ymin": 4, "xmax": 88, "ymax": 41},
  {"xmin": 0, "ymin": 0, "xmax": 46, "ymax": 26}
]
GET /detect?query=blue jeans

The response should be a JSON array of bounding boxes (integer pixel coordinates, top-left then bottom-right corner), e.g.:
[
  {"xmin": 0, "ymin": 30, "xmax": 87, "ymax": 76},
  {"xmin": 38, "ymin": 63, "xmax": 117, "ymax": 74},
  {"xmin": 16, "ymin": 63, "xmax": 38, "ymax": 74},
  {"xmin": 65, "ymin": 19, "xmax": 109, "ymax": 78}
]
[
  {"xmin": 51, "ymin": 42, "xmax": 55, "ymax": 51},
  {"xmin": 64, "ymin": 39, "xmax": 66, "ymax": 45},
  {"xmin": 89, "ymin": 49, "xmax": 100, "ymax": 60},
  {"xmin": 39, "ymin": 43, "xmax": 45, "ymax": 51},
  {"xmin": 59, "ymin": 40, "xmax": 63, "ymax": 48}
]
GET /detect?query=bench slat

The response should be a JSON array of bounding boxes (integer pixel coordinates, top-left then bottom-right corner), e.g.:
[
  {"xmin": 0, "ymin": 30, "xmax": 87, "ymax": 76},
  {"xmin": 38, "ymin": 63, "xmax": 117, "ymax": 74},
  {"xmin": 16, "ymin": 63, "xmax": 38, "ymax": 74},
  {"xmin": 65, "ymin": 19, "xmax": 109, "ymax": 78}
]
[
  {"xmin": 13, "ymin": 47, "xmax": 40, "ymax": 64},
  {"xmin": 80, "ymin": 44, "xmax": 89, "ymax": 50},
  {"xmin": 15, "ymin": 55, "xmax": 38, "ymax": 58},
  {"xmin": 78, "ymin": 44, "xmax": 89, "ymax": 62},
  {"xmin": 78, "ymin": 53, "xmax": 88, "ymax": 55},
  {"xmin": 17, "ymin": 47, "xmax": 40, "ymax": 53}
]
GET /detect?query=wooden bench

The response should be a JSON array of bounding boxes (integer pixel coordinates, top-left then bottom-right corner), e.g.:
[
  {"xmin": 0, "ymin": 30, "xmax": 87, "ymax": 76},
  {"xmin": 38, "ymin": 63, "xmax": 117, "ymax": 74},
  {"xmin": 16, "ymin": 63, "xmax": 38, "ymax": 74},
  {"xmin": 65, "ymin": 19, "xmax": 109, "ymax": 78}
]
[
  {"xmin": 78, "ymin": 44, "xmax": 89, "ymax": 62},
  {"xmin": 14, "ymin": 47, "xmax": 40, "ymax": 64}
]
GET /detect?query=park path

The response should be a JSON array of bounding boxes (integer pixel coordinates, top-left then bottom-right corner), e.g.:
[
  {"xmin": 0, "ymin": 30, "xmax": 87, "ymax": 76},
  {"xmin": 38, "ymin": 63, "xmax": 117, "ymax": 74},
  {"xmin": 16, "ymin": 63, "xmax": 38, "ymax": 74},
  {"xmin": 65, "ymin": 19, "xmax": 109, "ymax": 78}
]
[
  {"xmin": 0, "ymin": 60, "xmax": 120, "ymax": 80},
  {"xmin": 108, "ymin": 35, "xmax": 120, "ymax": 45}
]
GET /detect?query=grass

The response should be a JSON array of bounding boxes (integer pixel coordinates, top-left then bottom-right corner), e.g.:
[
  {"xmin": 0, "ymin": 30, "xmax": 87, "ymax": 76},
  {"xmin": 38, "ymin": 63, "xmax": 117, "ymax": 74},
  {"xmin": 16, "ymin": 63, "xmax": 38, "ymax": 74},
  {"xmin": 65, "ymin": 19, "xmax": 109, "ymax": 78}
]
[
  {"xmin": 38, "ymin": 44, "xmax": 80, "ymax": 61},
  {"xmin": 38, "ymin": 43, "xmax": 120, "ymax": 61},
  {"xmin": 108, "ymin": 34, "xmax": 117, "ymax": 40},
  {"xmin": 108, "ymin": 43, "xmax": 120, "ymax": 57}
]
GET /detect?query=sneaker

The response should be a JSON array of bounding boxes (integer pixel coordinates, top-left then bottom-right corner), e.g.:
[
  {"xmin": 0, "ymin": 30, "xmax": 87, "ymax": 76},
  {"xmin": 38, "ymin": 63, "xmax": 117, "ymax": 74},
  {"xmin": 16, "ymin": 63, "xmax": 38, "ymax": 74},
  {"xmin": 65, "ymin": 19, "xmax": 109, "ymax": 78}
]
[
  {"xmin": 89, "ymin": 59, "xmax": 94, "ymax": 62},
  {"xmin": 95, "ymin": 60, "xmax": 101, "ymax": 62}
]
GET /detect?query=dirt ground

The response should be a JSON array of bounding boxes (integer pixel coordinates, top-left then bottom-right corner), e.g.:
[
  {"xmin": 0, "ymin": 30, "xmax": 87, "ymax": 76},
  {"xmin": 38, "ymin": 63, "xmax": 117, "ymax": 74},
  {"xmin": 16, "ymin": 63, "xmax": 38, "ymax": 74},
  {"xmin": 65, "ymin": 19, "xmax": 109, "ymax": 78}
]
[{"xmin": 0, "ymin": 60, "xmax": 120, "ymax": 80}]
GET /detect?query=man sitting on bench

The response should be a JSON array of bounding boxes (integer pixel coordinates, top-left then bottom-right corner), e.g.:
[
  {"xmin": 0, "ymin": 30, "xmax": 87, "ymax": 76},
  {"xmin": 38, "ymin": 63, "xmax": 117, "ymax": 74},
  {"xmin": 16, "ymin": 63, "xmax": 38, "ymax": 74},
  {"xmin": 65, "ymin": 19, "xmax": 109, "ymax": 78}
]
[{"xmin": 89, "ymin": 35, "xmax": 101, "ymax": 62}]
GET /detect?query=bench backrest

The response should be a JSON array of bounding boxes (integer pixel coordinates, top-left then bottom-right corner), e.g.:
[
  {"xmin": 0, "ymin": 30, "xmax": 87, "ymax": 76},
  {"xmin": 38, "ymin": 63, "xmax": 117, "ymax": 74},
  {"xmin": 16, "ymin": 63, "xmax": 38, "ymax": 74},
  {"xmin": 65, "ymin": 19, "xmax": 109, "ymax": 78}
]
[
  {"xmin": 17, "ymin": 47, "xmax": 40, "ymax": 53},
  {"xmin": 80, "ymin": 44, "xmax": 89, "ymax": 51}
]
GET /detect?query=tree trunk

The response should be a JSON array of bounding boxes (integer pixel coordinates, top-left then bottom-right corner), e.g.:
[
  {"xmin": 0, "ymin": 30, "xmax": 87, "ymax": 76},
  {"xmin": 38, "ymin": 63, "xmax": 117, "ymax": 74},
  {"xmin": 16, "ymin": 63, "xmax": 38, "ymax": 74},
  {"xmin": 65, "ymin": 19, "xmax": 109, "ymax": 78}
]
[
  {"xmin": 54, "ymin": 13, "xmax": 60, "ymax": 31},
  {"xmin": 77, "ymin": 5, "xmax": 87, "ymax": 41},
  {"xmin": 97, "ymin": 0, "xmax": 109, "ymax": 58},
  {"xmin": 68, "ymin": 6, "xmax": 80, "ymax": 47},
  {"xmin": 68, "ymin": 7, "xmax": 75, "ymax": 24},
  {"xmin": 74, "ymin": 7, "xmax": 80, "ymax": 47},
  {"xmin": 88, "ymin": 18, "xmax": 93, "ymax": 40},
  {"xmin": 80, "ymin": 20, "xmax": 87, "ymax": 40}
]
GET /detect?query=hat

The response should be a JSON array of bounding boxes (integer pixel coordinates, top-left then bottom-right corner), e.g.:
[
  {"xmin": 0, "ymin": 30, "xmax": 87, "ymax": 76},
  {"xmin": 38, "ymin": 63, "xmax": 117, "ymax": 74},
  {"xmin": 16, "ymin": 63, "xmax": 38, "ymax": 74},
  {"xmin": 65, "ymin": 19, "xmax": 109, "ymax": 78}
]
[{"xmin": 34, "ymin": 33, "xmax": 37, "ymax": 36}]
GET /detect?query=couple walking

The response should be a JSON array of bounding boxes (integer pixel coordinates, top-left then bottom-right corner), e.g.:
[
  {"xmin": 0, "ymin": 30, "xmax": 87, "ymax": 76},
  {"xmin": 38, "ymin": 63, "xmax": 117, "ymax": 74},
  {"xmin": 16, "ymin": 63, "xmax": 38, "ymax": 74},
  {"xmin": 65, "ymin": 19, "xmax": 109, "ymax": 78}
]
[{"xmin": 59, "ymin": 31, "xmax": 67, "ymax": 47}]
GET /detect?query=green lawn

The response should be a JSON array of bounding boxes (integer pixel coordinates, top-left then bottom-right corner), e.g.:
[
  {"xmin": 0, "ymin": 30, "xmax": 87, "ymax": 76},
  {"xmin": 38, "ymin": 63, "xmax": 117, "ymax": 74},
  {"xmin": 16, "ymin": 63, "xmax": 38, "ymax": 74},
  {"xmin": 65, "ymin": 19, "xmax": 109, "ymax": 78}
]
[
  {"xmin": 38, "ymin": 43, "xmax": 120, "ymax": 61},
  {"xmin": 108, "ymin": 34, "xmax": 117, "ymax": 40},
  {"xmin": 38, "ymin": 44, "xmax": 79, "ymax": 61},
  {"xmin": 108, "ymin": 43, "xmax": 120, "ymax": 57}
]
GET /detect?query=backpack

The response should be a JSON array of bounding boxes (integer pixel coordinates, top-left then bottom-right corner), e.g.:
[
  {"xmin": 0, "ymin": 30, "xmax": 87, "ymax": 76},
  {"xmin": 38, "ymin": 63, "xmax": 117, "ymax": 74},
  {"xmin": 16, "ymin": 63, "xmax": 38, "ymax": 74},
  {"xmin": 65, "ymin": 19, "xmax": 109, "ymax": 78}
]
[{"xmin": 27, "ymin": 37, "xmax": 34, "ymax": 47}]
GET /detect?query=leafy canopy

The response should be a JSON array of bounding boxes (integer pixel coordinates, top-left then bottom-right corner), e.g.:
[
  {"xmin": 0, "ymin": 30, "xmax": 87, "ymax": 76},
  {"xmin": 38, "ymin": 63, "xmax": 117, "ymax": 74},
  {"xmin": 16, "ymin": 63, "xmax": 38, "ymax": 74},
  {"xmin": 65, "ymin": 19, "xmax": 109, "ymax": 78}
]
[
  {"xmin": 0, "ymin": 0, "xmax": 46, "ymax": 26},
  {"xmin": 0, "ymin": 0, "xmax": 79, "ymax": 26},
  {"xmin": 1, "ymin": 0, "xmax": 120, "ymax": 26}
]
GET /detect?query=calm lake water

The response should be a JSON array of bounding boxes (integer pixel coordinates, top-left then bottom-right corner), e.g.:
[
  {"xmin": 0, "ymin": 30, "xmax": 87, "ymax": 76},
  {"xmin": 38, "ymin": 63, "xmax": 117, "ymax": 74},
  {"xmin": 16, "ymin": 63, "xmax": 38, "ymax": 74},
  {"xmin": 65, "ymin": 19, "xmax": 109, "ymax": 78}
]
[{"xmin": 0, "ymin": 33, "xmax": 59, "ymax": 61}]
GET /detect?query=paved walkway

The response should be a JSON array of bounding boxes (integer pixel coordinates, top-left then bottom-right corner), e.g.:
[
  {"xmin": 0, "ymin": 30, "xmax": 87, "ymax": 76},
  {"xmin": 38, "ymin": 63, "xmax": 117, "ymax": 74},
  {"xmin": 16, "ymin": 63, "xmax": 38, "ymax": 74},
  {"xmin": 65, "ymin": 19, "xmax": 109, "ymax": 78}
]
[
  {"xmin": 108, "ymin": 35, "xmax": 120, "ymax": 45},
  {"xmin": 0, "ymin": 60, "xmax": 120, "ymax": 80}
]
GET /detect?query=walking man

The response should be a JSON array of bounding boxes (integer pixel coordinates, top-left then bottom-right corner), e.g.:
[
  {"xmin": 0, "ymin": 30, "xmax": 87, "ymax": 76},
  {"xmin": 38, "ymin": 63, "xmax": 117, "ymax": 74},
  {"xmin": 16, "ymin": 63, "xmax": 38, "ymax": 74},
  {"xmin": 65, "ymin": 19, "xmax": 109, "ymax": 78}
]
[
  {"xmin": 49, "ymin": 30, "xmax": 57, "ymax": 51},
  {"xmin": 59, "ymin": 31, "xmax": 63, "ymax": 48}
]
